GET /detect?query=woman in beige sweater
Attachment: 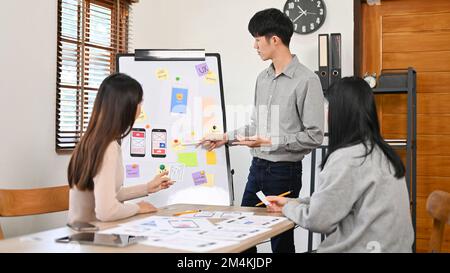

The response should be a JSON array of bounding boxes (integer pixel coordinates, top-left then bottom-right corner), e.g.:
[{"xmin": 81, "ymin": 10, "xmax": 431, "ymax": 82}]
[{"xmin": 67, "ymin": 73, "xmax": 173, "ymax": 223}]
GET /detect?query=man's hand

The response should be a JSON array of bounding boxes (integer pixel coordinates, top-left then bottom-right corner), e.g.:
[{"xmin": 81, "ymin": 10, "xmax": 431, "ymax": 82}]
[
  {"xmin": 197, "ymin": 133, "xmax": 228, "ymax": 151},
  {"xmin": 233, "ymin": 135, "xmax": 272, "ymax": 148}
]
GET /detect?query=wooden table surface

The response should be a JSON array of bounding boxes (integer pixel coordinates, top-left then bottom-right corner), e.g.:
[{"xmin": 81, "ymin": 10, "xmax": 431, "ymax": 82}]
[{"xmin": 0, "ymin": 204, "xmax": 294, "ymax": 253}]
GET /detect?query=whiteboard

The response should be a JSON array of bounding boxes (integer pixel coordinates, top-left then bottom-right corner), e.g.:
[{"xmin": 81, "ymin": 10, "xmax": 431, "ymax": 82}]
[{"xmin": 117, "ymin": 52, "xmax": 233, "ymax": 207}]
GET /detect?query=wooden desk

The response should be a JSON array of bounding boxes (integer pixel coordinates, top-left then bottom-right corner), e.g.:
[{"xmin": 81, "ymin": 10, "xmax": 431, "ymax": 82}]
[{"xmin": 0, "ymin": 204, "xmax": 294, "ymax": 253}]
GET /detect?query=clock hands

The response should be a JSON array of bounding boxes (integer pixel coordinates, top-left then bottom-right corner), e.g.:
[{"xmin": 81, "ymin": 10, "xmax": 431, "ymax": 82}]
[
  {"xmin": 292, "ymin": 12, "xmax": 306, "ymax": 23},
  {"xmin": 296, "ymin": 5, "xmax": 316, "ymax": 19},
  {"xmin": 297, "ymin": 5, "xmax": 307, "ymax": 16},
  {"xmin": 292, "ymin": 5, "xmax": 307, "ymax": 23}
]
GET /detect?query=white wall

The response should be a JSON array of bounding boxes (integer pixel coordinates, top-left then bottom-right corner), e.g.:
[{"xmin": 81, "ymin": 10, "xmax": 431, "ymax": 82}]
[
  {"xmin": 133, "ymin": 0, "xmax": 354, "ymax": 252},
  {"xmin": 0, "ymin": 0, "xmax": 71, "ymax": 238},
  {"xmin": 0, "ymin": 0, "xmax": 353, "ymax": 250}
]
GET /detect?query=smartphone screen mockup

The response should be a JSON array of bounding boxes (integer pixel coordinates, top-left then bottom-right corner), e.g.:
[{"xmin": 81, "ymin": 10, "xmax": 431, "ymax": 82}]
[
  {"xmin": 130, "ymin": 128, "xmax": 146, "ymax": 157},
  {"xmin": 151, "ymin": 129, "xmax": 167, "ymax": 158}
]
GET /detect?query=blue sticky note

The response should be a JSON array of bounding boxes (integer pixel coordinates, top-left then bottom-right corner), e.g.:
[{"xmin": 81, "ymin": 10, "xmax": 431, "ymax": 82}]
[{"xmin": 171, "ymin": 87, "xmax": 188, "ymax": 114}]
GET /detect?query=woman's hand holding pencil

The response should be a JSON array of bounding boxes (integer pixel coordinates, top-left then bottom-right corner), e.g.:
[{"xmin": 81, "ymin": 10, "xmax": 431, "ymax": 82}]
[
  {"xmin": 255, "ymin": 191, "xmax": 291, "ymax": 207},
  {"xmin": 265, "ymin": 193, "xmax": 290, "ymax": 213}
]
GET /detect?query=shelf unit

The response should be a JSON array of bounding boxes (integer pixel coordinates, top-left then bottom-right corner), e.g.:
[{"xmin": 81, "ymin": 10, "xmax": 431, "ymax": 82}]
[
  {"xmin": 374, "ymin": 67, "xmax": 417, "ymax": 252},
  {"xmin": 306, "ymin": 68, "xmax": 417, "ymax": 252}
]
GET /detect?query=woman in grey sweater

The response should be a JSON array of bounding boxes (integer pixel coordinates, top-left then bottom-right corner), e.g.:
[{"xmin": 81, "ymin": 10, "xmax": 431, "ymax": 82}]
[{"xmin": 267, "ymin": 77, "xmax": 414, "ymax": 253}]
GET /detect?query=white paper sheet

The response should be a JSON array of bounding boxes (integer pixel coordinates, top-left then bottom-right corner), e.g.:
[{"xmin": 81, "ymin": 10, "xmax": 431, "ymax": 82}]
[
  {"xmin": 194, "ymin": 225, "xmax": 270, "ymax": 241},
  {"xmin": 218, "ymin": 215, "xmax": 288, "ymax": 228},
  {"xmin": 177, "ymin": 210, "xmax": 254, "ymax": 219},
  {"xmin": 141, "ymin": 235, "xmax": 237, "ymax": 252},
  {"xmin": 98, "ymin": 225, "xmax": 181, "ymax": 239},
  {"xmin": 256, "ymin": 191, "xmax": 270, "ymax": 206},
  {"xmin": 120, "ymin": 216, "xmax": 216, "ymax": 231}
]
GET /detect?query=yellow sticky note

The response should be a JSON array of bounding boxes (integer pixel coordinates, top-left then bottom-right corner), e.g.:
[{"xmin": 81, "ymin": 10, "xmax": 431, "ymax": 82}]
[
  {"xmin": 177, "ymin": 152, "xmax": 198, "ymax": 167},
  {"xmin": 206, "ymin": 151, "xmax": 217, "ymax": 165},
  {"xmin": 156, "ymin": 68, "xmax": 169, "ymax": 80},
  {"xmin": 203, "ymin": 174, "xmax": 215, "ymax": 187},
  {"xmin": 136, "ymin": 107, "xmax": 147, "ymax": 122},
  {"xmin": 204, "ymin": 70, "xmax": 217, "ymax": 84}
]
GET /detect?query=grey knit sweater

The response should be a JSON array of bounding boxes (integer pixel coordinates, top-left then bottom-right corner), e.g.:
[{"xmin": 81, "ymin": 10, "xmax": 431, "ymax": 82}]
[{"xmin": 283, "ymin": 143, "xmax": 414, "ymax": 253}]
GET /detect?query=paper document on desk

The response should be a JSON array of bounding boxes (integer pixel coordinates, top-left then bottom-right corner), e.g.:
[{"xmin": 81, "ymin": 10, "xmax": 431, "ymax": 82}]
[
  {"xmin": 193, "ymin": 225, "xmax": 270, "ymax": 241},
  {"xmin": 177, "ymin": 210, "xmax": 254, "ymax": 219},
  {"xmin": 218, "ymin": 215, "xmax": 288, "ymax": 228},
  {"xmin": 121, "ymin": 216, "xmax": 216, "ymax": 231},
  {"xmin": 141, "ymin": 235, "xmax": 237, "ymax": 252},
  {"xmin": 98, "ymin": 225, "xmax": 182, "ymax": 239}
]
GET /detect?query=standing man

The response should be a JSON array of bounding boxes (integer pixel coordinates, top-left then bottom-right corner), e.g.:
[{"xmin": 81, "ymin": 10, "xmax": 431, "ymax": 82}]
[{"xmin": 201, "ymin": 8, "xmax": 324, "ymax": 253}]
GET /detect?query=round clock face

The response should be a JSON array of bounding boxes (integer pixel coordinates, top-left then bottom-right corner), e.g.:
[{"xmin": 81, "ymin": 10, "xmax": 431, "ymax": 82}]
[{"xmin": 283, "ymin": 0, "xmax": 327, "ymax": 34}]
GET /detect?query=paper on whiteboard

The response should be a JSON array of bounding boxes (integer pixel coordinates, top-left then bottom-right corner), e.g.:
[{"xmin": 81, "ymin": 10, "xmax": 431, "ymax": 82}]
[{"xmin": 168, "ymin": 163, "xmax": 184, "ymax": 183}]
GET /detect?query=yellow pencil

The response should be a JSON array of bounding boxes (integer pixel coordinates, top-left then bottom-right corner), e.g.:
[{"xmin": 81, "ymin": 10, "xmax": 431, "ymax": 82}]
[
  {"xmin": 173, "ymin": 209, "xmax": 201, "ymax": 216},
  {"xmin": 255, "ymin": 191, "xmax": 291, "ymax": 207}
]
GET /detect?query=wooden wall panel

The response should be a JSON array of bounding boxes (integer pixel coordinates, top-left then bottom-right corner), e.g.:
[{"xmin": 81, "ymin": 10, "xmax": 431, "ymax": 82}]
[
  {"xmin": 383, "ymin": 51, "xmax": 450, "ymax": 72},
  {"xmin": 383, "ymin": 32, "xmax": 450, "ymax": 53},
  {"xmin": 417, "ymin": 72, "xmax": 450, "ymax": 93},
  {"xmin": 382, "ymin": 115, "xmax": 450, "ymax": 135},
  {"xmin": 381, "ymin": 94, "xmax": 450, "ymax": 115},
  {"xmin": 383, "ymin": 12, "xmax": 450, "ymax": 33},
  {"xmin": 362, "ymin": 0, "xmax": 450, "ymax": 252}
]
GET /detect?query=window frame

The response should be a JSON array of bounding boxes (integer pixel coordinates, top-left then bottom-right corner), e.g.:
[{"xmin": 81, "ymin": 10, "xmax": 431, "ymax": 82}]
[{"xmin": 55, "ymin": 0, "xmax": 134, "ymax": 153}]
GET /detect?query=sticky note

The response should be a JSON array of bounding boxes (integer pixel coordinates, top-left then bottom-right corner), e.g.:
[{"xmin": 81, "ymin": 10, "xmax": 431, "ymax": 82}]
[
  {"xmin": 156, "ymin": 68, "xmax": 169, "ymax": 80},
  {"xmin": 195, "ymin": 63, "xmax": 209, "ymax": 77},
  {"xmin": 206, "ymin": 151, "xmax": 217, "ymax": 165},
  {"xmin": 171, "ymin": 87, "xmax": 188, "ymax": 113},
  {"xmin": 192, "ymin": 171, "xmax": 207, "ymax": 186},
  {"xmin": 177, "ymin": 152, "xmax": 198, "ymax": 167},
  {"xmin": 256, "ymin": 191, "xmax": 270, "ymax": 206},
  {"xmin": 205, "ymin": 70, "xmax": 217, "ymax": 84},
  {"xmin": 135, "ymin": 107, "xmax": 147, "ymax": 122},
  {"xmin": 203, "ymin": 174, "xmax": 215, "ymax": 187},
  {"xmin": 126, "ymin": 164, "xmax": 140, "ymax": 178}
]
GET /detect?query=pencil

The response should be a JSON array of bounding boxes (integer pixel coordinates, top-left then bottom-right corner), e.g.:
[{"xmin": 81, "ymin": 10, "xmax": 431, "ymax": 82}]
[
  {"xmin": 255, "ymin": 191, "xmax": 291, "ymax": 207},
  {"xmin": 173, "ymin": 209, "xmax": 201, "ymax": 216}
]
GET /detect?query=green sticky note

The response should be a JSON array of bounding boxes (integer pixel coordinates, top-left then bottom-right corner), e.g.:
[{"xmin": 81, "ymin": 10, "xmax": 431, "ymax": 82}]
[{"xmin": 177, "ymin": 152, "xmax": 198, "ymax": 167}]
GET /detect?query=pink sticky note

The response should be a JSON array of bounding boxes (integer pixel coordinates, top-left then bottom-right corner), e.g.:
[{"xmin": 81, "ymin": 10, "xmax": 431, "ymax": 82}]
[
  {"xmin": 195, "ymin": 63, "xmax": 209, "ymax": 77},
  {"xmin": 126, "ymin": 164, "xmax": 140, "ymax": 178}
]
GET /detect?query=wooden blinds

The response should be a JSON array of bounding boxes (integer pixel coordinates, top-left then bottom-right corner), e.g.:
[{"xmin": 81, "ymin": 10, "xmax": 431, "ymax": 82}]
[{"xmin": 56, "ymin": 0, "xmax": 134, "ymax": 151}]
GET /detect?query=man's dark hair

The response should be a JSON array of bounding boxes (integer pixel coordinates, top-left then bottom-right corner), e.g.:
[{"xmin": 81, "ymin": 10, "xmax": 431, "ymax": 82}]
[{"xmin": 248, "ymin": 8, "xmax": 294, "ymax": 47}]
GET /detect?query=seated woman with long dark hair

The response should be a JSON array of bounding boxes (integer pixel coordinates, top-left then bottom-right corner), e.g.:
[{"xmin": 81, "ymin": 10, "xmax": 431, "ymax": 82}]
[
  {"xmin": 67, "ymin": 73, "xmax": 173, "ymax": 223},
  {"xmin": 267, "ymin": 77, "xmax": 414, "ymax": 252}
]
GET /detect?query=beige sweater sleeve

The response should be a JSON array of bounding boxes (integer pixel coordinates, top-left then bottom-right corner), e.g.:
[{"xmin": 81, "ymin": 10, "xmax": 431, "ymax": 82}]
[
  {"xmin": 116, "ymin": 183, "xmax": 148, "ymax": 202},
  {"xmin": 93, "ymin": 143, "xmax": 141, "ymax": 222}
]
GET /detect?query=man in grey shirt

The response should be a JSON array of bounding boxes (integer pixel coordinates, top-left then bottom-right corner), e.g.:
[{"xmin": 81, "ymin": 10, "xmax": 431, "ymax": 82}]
[{"xmin": 201, "ymin": 8, "xmax": 324, "ymax": 253}]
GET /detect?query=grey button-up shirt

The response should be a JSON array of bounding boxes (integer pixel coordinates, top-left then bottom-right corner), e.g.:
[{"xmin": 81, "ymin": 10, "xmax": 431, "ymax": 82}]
[{"xmin": 228, "ymin": 55, "xmax": 324, "ymax": 162}]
